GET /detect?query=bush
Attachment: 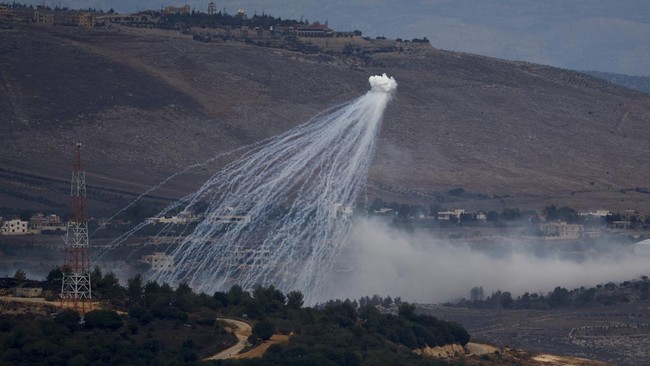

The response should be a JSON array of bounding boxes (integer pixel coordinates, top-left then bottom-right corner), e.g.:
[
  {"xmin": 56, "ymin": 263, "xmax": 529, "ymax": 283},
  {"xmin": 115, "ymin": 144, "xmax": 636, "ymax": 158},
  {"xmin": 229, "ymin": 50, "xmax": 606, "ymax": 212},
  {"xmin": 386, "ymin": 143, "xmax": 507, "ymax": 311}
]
[
  {"xmin": 252, "ymin": 318, "xmax": 275, "ymax": 341},
  {"xmin": 55, "ymin": 310, "xmax": 81, "ymax": 332},
  {"xmin": 84, "ymin": 310, "xmax": 123, "ymax": 330},
  {"xmin": 128, "ymin": 306, "xmax": 153, "ymax": 325}
]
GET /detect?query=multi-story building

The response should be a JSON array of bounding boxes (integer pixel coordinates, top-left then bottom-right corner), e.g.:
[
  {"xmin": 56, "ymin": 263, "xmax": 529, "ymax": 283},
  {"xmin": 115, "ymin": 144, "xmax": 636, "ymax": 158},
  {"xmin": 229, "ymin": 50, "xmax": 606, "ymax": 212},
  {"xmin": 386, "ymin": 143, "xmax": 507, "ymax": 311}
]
[
  {"xmin": 29, "ymin": 213, "xmax": 67, "ymax": 233},
  {"xmin": 0, "ymin": 5, "xmax": 15, "ymax": 19},
  {"xmin": 33, "ymin": 10, "xmax": 54, "ymax": 24},
  {"xmin": 163, "ymin": 5, "xmax": 190, "ymax": 15},
  {"xmin": 142, "ymin": 252, "xmax": 174, "ymax": 272},
  {"xmin": 437, "ymin": 209, "xmax": 465, "ymax": 222},
  {"xmin": 1, "ymin": 219, "xmax": 29, "ymax": 235},
  {"xmin": 71, "ymin": 12, "xmax": 94, "ymax": 27},
  {"xmin": 538, "ymin": 221, "xmax": 584, "ymax": 239}
]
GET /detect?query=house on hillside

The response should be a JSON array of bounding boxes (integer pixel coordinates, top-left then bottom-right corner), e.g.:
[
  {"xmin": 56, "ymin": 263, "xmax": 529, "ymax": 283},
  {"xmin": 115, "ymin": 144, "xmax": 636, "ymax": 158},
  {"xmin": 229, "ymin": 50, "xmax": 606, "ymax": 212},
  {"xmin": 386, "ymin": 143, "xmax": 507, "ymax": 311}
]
[
  {"xmin": 0, "ymin": 5, "xmax": 15, "ymax": 20},
  {"xmin": 33, "ymin": 9, "xmax": 54, "ymax": 25},
  {"xmin": 163, "ymin": 5, "xmax": 190, "ymax": 15},
  {"xmin": 0, "ymin": 278, "xmax": 43, "ymax": 297},
  {"xmin": 71, "ymin": 12, "xmax": 94, "ymax": 27},
  {"xmin": 1, "ymin": 219, "xmax": 29, "ymax": 235},
  {"xmin": 277, "ymin": 23, "xmax": 333, "ymax": 37},
  {"xmin": 437, "ymin": 209, "xmax": 465, "ymax": 222},
  {"xmin": 29, "ymin": 213, "xmax": 66, "ymax": 233},
  {"xmin": 14, "ymin": 284, "xmax": 43, "ymax": 298},
  {"xmin": 331, "ymin": 203, "xmax": 354, "ymax": 219},
  {"xmin": 142, "ymin": 252, "xmax": 174, "ymax": 272},
  {"xmin": 538, "ymin": 221, "xmax": 584, "ymax": 239}
]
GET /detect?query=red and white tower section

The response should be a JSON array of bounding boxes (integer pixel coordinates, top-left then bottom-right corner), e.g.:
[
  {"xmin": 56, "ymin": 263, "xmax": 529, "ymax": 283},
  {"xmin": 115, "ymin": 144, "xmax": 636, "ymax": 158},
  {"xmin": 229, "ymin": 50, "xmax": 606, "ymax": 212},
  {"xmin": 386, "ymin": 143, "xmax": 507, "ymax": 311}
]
[{"xmin": 61, "ymin": 143, "xmax": 92, "ymax": 313}]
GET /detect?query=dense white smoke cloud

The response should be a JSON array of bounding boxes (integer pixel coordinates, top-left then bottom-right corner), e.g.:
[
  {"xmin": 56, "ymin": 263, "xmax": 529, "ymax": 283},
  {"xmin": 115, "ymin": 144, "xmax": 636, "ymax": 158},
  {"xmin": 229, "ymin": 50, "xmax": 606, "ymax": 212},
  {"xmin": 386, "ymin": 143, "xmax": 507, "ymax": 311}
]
[
  {"xmin": 369, "ymin": 73, "xmax": 398, "ymax": 94},
  {"xmin": 322, "ymin": 218, "xmax": 649, "ymax": 303}
]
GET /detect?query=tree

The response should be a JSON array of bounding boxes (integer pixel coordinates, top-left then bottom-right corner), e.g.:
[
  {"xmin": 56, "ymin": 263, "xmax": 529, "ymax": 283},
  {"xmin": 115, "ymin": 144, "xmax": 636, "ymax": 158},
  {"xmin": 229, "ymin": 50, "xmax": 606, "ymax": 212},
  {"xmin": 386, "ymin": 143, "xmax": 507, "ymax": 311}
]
[
  {"xmin": 470, "ymin": 286, "xmax": 484, "ymax": 301},
  {"xmin": 228, "ymin": 284, "xmax": 248, "ymax": 305},
  {"xmin": 544, "ymin": 205, "xmax": 579, "ymax": 223},
  {"xmin": 46, "ymin": 267, "xmax": 63, "ymax": 282},
  {"xmin": 127, "ymin": 274, "xmax": 143, "ymax": 303},
  {"xmin": 486, "ymin": 211, "xmax": 499, "ymax": 222},
  {"xmin": 84, "ymin": 310, "xmax": 123, "ymax": 330},
  {"xmin": 498, "ymin": 292, "xmax": 514, "ymax": 308},
  {"xmin": 370, "ymin": 198, "xmax": 385, "ymax": 211},
  {"xmin": 252, "ymin": 318, "xmax": 275, "ymax": 341},
  {"xmin": 285, "ymin": 291, "xmax": 304, "ymax": 309},
  {"xmin": 398, "ymin": 303, "xmax": 416, "ymax": 318},
  {"xmin": 96, "ymin": 272, "xmax": 122, "ymax": 299},
  {"xmin": 55, "ymin": 309, "xmax": 81, "ymax": 331},
  {"xmin": 500, "ymin": 208, "xmax": 522, "ymax": 221},
  {"xmin": 14, "ymin": 269, "xmax": 26, "ymax": 281},
  {"xmin": 548, "ymin": 286, "xmax": 571, "ymax": 308},
  {"xmin": 90, "ymin": 266, "xmax": 103, "ymax": 286}
]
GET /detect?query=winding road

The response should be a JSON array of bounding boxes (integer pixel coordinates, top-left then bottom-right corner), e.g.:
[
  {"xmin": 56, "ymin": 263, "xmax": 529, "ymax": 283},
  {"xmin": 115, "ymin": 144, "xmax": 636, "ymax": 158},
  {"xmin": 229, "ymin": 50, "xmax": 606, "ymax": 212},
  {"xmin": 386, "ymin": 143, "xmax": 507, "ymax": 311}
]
[{"xmin": 204, "ymin": 318, "xmax": 252, "ymax": 361}]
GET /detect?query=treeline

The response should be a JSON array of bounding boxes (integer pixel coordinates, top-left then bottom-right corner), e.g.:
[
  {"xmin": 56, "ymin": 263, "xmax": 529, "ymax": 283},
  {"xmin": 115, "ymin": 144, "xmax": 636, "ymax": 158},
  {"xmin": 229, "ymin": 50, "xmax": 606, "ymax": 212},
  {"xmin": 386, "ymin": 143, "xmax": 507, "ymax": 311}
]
[
  {"xmin": 5, "ymin": 269, "xmax": 471, "ymax": 366},
  {"xmin": 161, "ymin": 11, "xmax": 305, "ymax": 30},
  {"xmin": 457, "ymin": 276, "xmax": 650, "ymax": 310}
]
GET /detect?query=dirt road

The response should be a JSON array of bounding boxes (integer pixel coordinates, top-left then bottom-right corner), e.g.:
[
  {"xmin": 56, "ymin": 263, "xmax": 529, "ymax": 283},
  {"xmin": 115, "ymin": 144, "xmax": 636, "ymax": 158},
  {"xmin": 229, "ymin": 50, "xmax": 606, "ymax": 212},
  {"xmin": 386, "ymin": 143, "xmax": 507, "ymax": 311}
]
[{"xmin": 204, "ymin": 318, "xmax": 252, "ymax": 361}]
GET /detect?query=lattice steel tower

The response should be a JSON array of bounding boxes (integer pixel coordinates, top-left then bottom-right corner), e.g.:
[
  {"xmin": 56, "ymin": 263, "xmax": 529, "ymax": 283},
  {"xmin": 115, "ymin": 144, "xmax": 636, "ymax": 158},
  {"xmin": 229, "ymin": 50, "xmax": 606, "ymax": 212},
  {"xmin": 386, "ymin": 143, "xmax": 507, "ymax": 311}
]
[{"xmin": 61, "ymin": 143, "xmax": 92, "ymax": 313}]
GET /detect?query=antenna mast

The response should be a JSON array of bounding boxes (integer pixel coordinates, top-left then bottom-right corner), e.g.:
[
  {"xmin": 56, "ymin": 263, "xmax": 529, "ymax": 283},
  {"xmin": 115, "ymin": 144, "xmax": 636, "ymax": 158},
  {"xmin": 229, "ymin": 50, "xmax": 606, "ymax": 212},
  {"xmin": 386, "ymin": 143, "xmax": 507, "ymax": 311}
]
[{"xmin": 61, "ymin": 143, "xmax": 92, "ymax": 313}]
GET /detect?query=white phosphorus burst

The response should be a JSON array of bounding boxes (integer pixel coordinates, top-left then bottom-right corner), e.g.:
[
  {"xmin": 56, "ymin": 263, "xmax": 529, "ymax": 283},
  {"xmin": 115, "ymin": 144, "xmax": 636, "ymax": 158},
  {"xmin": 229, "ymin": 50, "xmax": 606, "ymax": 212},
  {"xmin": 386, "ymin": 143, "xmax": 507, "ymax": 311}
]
[{"xmin": 133, "ymin": 74, "xmax": 395, "ymax": 303}]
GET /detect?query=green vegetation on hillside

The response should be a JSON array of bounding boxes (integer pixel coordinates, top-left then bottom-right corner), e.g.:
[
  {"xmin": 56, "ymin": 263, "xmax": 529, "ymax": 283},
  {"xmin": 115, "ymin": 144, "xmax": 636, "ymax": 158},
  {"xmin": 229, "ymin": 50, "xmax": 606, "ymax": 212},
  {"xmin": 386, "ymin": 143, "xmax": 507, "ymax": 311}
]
[
  {"xmin": 1, "ymin": 270, "xmax": 470, "ymax": 366},
  {"xmin": 457, "ymin": 276, "xmax": 650, "ymax": 310}
]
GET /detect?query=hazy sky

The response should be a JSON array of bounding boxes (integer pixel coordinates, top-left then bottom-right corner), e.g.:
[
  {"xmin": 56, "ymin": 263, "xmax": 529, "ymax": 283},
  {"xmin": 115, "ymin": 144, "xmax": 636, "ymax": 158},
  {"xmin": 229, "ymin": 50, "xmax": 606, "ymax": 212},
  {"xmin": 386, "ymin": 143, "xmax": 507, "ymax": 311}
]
[{"xmin": 16, "ymin": 1, "xmax": 650, "ymax": 75}]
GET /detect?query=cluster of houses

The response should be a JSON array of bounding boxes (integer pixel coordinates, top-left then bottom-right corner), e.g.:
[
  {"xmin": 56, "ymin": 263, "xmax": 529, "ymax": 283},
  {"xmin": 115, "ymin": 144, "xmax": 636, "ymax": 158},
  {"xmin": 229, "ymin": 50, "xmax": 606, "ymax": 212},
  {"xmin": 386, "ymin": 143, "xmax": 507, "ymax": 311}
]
[
  {"xmin": 0, "ymin": 213, "xmax": 66, "ymax": 236},
  {"xmin": 372, "ymin": 206, "xmax": 649, "ymax": 240},
  {"xmin": 0, "ymin": 3, "xmax": 346, "ymax": 40},
  {"xmin": 0, "ymin": 4, "xmax": 95, "ymax": 27}
]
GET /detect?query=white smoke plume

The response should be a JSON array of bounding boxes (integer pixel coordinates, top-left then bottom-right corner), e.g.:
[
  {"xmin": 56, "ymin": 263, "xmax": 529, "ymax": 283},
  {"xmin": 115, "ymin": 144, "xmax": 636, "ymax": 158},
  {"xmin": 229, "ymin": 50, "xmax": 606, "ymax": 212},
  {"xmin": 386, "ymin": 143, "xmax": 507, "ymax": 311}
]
[
  {"xmin": 321, "ymin": 218, "xmax": 649, "ymax": 304},
  {"xmin": 369, "ymin": 73, "xmax": 398, "ymax": 94},
  {"xmin": 100, "ymin": 74, "xmax": 398, "ymax": 304}
]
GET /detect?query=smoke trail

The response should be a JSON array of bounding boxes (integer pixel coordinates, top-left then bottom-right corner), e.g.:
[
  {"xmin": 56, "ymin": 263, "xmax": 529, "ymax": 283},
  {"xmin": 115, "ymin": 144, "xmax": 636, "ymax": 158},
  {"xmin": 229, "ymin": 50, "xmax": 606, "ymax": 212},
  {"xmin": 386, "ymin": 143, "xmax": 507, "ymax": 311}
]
[
  {"xmin": 133, "ymin": 74, "xmax": 396, "ymax": 302},
  {"xmin": 322, "ymin": 218, "xmax": 649, "ymax": 304},
  {"xmin": 90, "ymin": 138, "xmax": 277, "ymax": 241}
]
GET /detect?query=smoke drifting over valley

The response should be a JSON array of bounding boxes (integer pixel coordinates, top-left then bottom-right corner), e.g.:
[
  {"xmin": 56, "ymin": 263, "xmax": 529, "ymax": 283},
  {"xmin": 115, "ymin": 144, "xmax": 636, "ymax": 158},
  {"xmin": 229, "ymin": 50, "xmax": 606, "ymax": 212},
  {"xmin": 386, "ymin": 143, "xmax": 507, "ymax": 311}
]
[{"xmin": 324, "ymin": 219, "xmax": 649, "ymax": 304}]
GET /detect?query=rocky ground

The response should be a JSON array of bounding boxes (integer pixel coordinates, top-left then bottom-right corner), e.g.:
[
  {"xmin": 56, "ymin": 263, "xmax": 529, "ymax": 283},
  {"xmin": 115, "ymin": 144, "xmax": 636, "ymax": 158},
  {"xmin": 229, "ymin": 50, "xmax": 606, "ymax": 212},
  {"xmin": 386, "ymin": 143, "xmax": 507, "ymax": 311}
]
[
  {"xmin": 421, "ymin": 302, "xmax": 650, "ymax": 365},
  {"xmin": 1, "ymin": 23, "xmax": 650, "ymax": 216}
]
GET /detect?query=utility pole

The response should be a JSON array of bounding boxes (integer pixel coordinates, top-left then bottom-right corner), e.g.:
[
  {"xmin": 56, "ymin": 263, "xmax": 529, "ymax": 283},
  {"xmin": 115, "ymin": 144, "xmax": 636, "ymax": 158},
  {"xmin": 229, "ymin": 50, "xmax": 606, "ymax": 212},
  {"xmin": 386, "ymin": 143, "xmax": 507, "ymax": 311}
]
[{"xmin": 61, "ymin": 143, "xmax": 92, "ymax": 313}]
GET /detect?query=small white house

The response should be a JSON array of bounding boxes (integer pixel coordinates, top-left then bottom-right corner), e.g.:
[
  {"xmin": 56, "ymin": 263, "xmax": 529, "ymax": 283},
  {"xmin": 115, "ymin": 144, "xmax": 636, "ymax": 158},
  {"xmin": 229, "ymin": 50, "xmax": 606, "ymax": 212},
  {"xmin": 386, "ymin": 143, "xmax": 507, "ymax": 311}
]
[
  {"xmin": 331, "ymin": 203, "xmax": 354, "ymax": 219},
  {"xmin": 437, "ymin": 209, "xmax": 465, "ymax": 222},
  {"xmin": 1, "ymin": 219, "xmax": 29, "ymax": 235}
]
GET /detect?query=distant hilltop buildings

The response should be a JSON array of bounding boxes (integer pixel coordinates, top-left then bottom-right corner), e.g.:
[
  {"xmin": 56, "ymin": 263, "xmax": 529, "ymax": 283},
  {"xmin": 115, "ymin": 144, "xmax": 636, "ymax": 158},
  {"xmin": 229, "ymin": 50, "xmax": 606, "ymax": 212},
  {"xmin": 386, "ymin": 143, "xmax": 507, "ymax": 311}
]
[
  {"xmin": 0, "ymin": 3, "xmax": 429, "ymax": 57},
  {"xmin": 1, "ymin": 5, "xmax": 96, "ymax": 27},
  {"xmin": 0, "ymin": 213, "xmax": 66, "ymax": 235}
]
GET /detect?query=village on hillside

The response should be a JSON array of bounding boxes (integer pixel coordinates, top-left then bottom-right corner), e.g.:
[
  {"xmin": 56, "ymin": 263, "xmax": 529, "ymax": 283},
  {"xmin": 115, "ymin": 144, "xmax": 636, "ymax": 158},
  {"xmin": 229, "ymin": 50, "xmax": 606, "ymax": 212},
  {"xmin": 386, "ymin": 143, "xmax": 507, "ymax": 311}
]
[{"xmin": 0, "ymin": 2, "xmax": 431, "ymax": 56}]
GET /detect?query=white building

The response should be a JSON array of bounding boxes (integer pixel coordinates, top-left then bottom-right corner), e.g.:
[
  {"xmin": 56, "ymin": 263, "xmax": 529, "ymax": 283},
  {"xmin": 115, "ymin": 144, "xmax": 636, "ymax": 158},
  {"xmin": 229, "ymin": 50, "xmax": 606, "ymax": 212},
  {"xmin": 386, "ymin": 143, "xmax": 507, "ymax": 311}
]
[
  {"xmin": 29, "ymin": 213, "xmax": 66, "ymax": 233},
  {"xmin": 331, "ymin": 203, "xmax": 354, "ymax": 219},
  {"xmin": 437, "ymin": 209, "xmax": 465, "ymax": 222},
  {"xmin": 147, "ymin": 210, "xmax": 198, "ymax": 224},
  {"xmin": 1, "ymin": 219, "xmax": 29, "ymax": 235},
  {"xmin": 538, "ymin": 221, "xmax": 584, "ymax": 239},
  {"xmin": 142, "ymin": 252, "xmax": 174, "ymax": 272},
  {"xmin": 579, "ymin": 209, "xmax": 611, "ymax": 218}
]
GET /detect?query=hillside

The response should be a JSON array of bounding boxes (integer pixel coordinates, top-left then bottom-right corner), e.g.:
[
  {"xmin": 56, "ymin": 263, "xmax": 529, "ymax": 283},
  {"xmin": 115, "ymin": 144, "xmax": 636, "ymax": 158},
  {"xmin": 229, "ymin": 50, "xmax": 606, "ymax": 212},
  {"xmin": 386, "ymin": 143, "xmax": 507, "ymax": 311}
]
[
  {"xmin": 1, "ymin": 23, "xmax": 650, "ymax": 214},
  {"xmin": 586, "ymin": 70, "xmax": 650, "ymax": 94}
]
